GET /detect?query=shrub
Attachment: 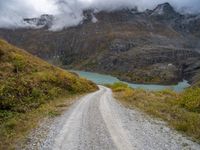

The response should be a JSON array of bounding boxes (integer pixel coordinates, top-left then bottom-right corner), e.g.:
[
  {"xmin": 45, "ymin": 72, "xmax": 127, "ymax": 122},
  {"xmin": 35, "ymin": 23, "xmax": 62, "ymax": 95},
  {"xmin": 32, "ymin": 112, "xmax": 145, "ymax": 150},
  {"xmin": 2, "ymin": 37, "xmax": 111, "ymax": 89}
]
[
  {"xmin": 12, "ymin": 54, "xmax": 26, "ymax": 73},
  {"xmin": 109, "ymin": 82, "xmax": 129, "ymax": 92},
  {"xmin": 0, "ymin": 110, "xmax": 14, "ymax": 122},
  {"xmin": 179, "ymin": 87, "xmax": 200, "ymax": 112},
  {"xmin": 5, "ymin": 118, "xmax": 18, "ymax": 130},
  {"xmin": 121, "ymin": 88, "xmax": 135, "ymax": 98},
  {"xmin": 113, "ymin": 82, "xmax": 128, "ymax": 88},
  {"xmin": 31, "ymin": 88, "xmax": 42, "ymax": 98},
  {"xmin": 48, "ymin": 87, "xmax": 63, "ymax": 99}
]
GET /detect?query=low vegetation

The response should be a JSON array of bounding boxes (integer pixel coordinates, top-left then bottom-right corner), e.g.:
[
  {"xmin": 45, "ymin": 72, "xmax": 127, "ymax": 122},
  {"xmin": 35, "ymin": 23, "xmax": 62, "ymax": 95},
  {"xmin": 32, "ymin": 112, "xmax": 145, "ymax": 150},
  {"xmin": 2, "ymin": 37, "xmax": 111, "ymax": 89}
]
[
  {"xmin": 108, "ymin": 82, "xmax": 200, "ymax": 143},
  {"xmin": 0, "ymin": 39, "xmax": 98, "ymax": 149}
]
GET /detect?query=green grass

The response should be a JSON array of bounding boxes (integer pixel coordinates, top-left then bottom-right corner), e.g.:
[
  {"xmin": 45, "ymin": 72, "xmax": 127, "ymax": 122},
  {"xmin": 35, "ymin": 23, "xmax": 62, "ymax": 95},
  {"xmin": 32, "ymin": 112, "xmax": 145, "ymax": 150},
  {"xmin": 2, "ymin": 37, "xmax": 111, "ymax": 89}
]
[
  {"xmin": 178, "ymin": 87, "xmax": 200, "ymax": 112},
  {"xmin": 108, "ymin": 82, "xmax": 200, "ymax": 143},
  {"xmin": 0, "ymin": 39, "xmax": 98, "ymax": 149}
]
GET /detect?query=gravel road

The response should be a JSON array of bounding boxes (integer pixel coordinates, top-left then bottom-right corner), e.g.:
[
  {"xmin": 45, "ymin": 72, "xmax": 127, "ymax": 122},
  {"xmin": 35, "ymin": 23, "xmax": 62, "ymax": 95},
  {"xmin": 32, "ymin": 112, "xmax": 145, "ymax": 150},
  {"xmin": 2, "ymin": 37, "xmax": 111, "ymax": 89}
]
[{"xmin": 25, "ymin": 86, "xmax": 200, "ymax": 150}]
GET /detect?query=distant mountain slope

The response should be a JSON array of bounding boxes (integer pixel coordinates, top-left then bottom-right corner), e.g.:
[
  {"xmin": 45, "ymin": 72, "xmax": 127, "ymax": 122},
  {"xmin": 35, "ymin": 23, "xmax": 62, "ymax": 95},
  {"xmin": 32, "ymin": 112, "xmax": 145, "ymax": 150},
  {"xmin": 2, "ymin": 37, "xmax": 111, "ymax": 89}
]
[{"xmin": 0, "ymin": 3, "xmax": 200, "ymax": 85}]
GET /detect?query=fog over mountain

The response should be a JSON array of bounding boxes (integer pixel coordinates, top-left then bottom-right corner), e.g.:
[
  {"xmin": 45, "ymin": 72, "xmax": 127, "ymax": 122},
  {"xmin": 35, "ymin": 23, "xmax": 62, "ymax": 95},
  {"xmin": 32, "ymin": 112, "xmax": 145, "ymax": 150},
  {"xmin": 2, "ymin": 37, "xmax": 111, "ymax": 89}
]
[{"xmin": 0, "ymin": 0, "xmax": 200, "ymax": 30}]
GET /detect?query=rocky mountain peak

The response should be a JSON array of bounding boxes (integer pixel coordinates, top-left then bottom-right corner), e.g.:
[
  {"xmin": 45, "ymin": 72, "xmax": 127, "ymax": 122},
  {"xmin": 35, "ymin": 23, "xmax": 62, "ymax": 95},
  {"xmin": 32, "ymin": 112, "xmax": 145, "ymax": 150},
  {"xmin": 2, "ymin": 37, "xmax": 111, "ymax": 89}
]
[
  {"xmin": 152, "ymin": 3, "xmax": 174, "ymax": 14},
  {"xmin": 150, "ymin": 2, "xmax": 179, "ymax": 19},
  {"xmin": 23, "ymin": 14, "xmax": 54, "ymax": 28},
  {"xmin": 83, "ymin": 9, "xmax": 96, "ymax": 22}
]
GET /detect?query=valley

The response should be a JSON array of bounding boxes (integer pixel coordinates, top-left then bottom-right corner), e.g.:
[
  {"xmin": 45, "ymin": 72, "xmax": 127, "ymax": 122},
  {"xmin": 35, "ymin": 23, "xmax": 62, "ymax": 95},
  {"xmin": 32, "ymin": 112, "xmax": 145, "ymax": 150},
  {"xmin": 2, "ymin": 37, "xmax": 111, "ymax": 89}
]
[
  {"xmin": 0, "ymin": 1, "xmax": 200, "ymax": 149},
  {"xmin": 0, "ymin": 3, "xmax": 200, "ymax": 85},
  {"xmin": 70, "ymin": 70, "xmax": 190, "ymax": 92}
]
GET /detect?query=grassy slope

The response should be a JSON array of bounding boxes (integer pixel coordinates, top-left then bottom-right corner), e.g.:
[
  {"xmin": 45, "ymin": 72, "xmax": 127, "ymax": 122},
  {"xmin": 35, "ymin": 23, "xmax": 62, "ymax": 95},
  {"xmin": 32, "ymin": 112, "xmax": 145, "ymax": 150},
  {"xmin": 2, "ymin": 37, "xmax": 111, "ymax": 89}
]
[
  {"xmin": 0, "ymin": 39, "xmax": 98, "ymax": 149},
  {"xmin": 108, "ymin": 83, "xmax": 200, "ymax": 143}
]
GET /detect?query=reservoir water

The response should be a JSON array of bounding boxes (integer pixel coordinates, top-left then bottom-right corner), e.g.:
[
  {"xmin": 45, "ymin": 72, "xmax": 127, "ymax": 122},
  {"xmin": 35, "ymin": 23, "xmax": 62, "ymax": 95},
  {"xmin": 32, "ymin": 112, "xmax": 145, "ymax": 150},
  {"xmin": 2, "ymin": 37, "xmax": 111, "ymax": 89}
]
[{"xmin": 71, "ymin": 70, "xmax": 190, "ymax": 92}]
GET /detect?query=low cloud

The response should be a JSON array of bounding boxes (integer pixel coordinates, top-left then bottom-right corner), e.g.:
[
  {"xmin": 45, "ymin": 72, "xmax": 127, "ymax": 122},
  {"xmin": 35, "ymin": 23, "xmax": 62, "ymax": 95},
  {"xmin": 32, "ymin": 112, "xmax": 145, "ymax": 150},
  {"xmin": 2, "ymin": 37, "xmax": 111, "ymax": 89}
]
[{"xmin": 0, "ymin": 0, "xmax": 199, "ymax": 30}]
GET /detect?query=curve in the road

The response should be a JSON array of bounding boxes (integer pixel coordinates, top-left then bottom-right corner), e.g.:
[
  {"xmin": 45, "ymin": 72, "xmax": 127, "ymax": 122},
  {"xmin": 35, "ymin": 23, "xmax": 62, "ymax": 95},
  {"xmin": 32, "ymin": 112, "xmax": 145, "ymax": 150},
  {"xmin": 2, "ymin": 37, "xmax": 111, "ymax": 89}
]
[{"xmin": 46, "ymin": 86, "xmax": 200, "ymax": 150}]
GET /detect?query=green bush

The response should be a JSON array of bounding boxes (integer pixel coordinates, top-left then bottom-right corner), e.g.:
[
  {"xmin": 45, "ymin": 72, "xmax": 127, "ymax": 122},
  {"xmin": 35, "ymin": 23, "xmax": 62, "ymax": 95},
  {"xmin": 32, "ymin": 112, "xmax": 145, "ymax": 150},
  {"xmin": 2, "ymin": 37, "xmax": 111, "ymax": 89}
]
[
  {"xmin": 0, "ymin": 110, "xmax": 14, "ymax": 122},
  {"xmin": 31, "ymin": 88, "xmax": 43, "ymax": 99},
  {"xmin": 113, "ymin": 82, "xmax": 128, "ymax": 88},
  {"xmin": 48, "ymin": 87, "xmax": 63, "ymax": 99},
  {"xmin": 108, "ymin": 82, "xmax": 129, "ymax": 92},
  {"xmin": 12, "ymin": 54, "xmax": 26, "ymax": 73},
  {"xmin": 179, "ymin": 87, "xmax": 200, "ymax": 112}
]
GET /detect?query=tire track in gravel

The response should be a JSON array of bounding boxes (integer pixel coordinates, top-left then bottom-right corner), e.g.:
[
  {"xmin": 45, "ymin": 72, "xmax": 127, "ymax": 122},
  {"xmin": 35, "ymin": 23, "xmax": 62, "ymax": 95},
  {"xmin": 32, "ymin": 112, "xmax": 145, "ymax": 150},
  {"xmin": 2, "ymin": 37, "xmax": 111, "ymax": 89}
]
[{"xmin": 26, "ymin": 86, "xmax": 200, "ymax": 150}]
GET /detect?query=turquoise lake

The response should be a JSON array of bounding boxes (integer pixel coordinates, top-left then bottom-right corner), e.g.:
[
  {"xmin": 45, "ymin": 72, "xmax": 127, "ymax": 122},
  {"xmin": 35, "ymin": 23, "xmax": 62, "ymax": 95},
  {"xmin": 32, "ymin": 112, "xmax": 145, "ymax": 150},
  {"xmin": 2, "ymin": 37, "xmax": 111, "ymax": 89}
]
[{"xmin": 70, "ymin": 70, "xmax": 190, "ymax": 92}]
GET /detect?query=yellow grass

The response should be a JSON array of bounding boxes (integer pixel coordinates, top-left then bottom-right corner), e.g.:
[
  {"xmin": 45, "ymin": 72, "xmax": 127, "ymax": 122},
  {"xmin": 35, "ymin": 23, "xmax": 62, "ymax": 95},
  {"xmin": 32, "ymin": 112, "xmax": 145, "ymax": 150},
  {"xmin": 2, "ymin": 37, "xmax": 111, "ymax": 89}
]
[
  {"xmin": 0, "ymin": 39, "xmax": 98, "ymax": 149},
  {"xmin": 108, "ymin": 82, "xmax": 200, "ymax": 143}
]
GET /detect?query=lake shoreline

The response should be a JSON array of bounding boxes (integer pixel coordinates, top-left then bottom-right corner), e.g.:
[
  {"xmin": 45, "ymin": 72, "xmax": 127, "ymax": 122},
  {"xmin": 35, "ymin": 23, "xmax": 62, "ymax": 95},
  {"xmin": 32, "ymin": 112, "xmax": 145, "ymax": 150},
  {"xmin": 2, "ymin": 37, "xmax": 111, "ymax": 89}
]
[{"xmin": 69, "ymin": 70, "xmax": 190, "ymax": 92}]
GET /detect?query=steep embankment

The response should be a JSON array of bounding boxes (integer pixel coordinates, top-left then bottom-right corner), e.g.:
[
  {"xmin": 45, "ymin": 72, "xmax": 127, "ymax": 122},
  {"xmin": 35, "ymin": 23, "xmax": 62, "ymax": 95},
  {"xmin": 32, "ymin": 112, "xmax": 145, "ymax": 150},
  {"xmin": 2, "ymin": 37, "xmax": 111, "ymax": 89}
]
[
  {"xmin": 108, "ymin": 83, "xmax": 200, "ymax": 143},
  {"xmin": 0, "ymin": 39, "xmax": 98, "ymax": 149}
]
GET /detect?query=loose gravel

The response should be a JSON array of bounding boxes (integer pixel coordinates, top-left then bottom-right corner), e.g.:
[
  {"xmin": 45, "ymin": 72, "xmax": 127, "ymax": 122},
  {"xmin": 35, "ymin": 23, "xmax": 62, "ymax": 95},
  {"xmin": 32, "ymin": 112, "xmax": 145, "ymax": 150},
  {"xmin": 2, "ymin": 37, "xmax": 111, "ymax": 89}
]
[{"xmin": 23, "ymin": 86, "xmax": 200, "ymax": 150}]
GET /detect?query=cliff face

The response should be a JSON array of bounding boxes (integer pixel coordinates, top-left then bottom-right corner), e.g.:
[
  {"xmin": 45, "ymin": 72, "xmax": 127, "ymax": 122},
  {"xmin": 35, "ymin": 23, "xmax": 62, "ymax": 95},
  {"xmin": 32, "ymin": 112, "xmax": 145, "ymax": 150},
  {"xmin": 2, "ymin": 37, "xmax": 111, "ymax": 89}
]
[{"xmin": 0, "ymin": 3, "xmax": 200, "ymax": 84}]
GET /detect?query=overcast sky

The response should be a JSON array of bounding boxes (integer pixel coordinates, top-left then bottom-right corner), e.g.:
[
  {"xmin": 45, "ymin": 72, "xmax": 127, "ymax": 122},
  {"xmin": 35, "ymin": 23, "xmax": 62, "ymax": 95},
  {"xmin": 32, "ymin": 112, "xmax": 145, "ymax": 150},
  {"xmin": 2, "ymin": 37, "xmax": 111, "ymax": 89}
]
[{"xmin": 0, "ymin": 0, "xmax": 200, "ymax": 30}]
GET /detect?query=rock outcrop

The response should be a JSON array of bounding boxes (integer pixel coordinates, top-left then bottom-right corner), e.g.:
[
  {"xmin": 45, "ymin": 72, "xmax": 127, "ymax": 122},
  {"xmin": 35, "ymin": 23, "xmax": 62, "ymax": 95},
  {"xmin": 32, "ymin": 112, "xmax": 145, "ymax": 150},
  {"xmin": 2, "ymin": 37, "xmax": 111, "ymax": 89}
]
[
  {"xmin": 23, "ymin": 14, "xmax": 54, "ymax": 28},
  {"xmin": 150, "ymin": 3, "xmax": 180, "ymax": 19}
]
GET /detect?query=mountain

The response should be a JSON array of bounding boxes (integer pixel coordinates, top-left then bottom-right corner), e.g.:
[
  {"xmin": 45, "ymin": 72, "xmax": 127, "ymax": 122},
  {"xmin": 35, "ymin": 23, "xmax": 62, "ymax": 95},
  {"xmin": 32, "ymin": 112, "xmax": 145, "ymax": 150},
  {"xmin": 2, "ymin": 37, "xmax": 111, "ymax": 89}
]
[
  {"xmin": 150, "ymin": 2, "xmax": 180, "ymax": 19},
  {"xmin": 23, "ymin": 14, "xmax": 54, "ymax": 29},
  {"xmin": 0, "ymin": 3, "xmax": 200, "ymax": 85}
]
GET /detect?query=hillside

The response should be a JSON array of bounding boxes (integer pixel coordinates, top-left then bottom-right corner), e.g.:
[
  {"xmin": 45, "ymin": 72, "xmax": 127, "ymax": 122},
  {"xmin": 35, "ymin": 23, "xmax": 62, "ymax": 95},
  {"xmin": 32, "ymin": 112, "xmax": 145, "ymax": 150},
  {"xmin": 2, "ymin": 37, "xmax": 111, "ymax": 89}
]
[
  {"xmin": 0, "ymin": 39, "xmax": 97, "ymax": 149},
  {"xmin": 108, "ymin": 82, "xmax": 200, "ymax": 143},
  {"xmin": 0, "ymin": 3, "xmax": 200, "ymax": 85}
]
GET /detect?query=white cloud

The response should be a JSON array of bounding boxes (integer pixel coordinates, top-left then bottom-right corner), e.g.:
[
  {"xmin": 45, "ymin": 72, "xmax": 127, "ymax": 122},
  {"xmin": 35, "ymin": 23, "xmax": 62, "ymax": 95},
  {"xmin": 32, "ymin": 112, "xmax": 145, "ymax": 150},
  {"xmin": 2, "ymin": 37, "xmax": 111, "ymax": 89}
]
[
  {"xmin": 0, "ymin": 0, "xmax": 59, "ymax": 28},
  {"xmin": 0, "ymin": 0, "xmax": 199, "ymax": 29}
]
